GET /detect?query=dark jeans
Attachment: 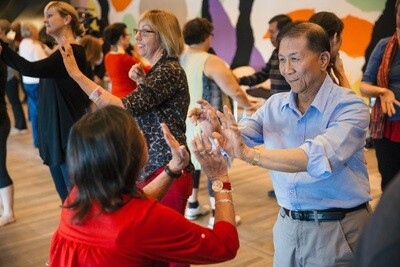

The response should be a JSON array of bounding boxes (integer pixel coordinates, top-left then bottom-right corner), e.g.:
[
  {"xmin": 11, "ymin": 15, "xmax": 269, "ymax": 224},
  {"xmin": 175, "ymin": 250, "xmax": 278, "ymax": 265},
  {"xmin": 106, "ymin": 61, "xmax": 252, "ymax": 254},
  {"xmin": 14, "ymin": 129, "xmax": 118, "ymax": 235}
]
[
  {"xmin": 0, "ymin": 111, "xmax": 12, "ymax": 188},
  {"xmin": 6, "ymin": 76, "xmax": 27, "ymax": 130},
  {"xmin": 23, "ymin": 83, "xmax": 39, "ymax": 147},
  {"xmin": 373, "ymin": 138, "xmax": 400, "ymax": 191},
  {"xmin": 49, "ymin": 162, "xmax": 71, "ymax": 203}
]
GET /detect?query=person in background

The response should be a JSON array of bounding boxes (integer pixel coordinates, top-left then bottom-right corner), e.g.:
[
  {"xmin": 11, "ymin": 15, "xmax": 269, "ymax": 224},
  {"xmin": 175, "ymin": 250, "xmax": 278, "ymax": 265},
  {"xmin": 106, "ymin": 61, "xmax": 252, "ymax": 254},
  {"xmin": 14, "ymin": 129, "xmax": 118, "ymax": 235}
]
[
  {"xmin": 359, "ymin": 0, "xmax": 400, "ymax": 192},
  {"xmin": 180, "ymin": 17, "xmax": 256, "ymax": 228},
  {"xmin": 19, "ymin": 21, "xmax": 47, "ymax": 148},
  {"xmin": 309, "ymin": 11, "xmax": 351, "ymax": 89},
  {"xmin": 237, "ymin": 14, "xmax": 292, "ymax": 198},
  {"xmin": 353, "ymin": 171, "xmax": 400, "ymax": 266},
  {"xmin": 189, "ymin": 22, "xmax": 371, "ymax": 266},
  {"xmin": 0, "ymin": 19, "xmax": 27, "ymax": 135},
  {"xmin": 0, "ymin": 1, "xmax": 90, "ymax": 202},
  {"xmin": 238, "ymin": 14, "xmax": 292, "ymax": 96},
  {"xmin": 48, "ymin": 105, "xmax": 238, "ymax": 266},
  {"xmin": 0, "ymin": 58, "xmax": 15, "ymax": 227},
  {"xmin": 59, "ymin": 10, "xmax": 195, "ymax": 267},
  {"xmin": 79, "ymin": 35, "xmax": 103, "ymax": 82},
  {"xmin": 103, "ymin": 22, "xmax": 148, "ymax": 98}
]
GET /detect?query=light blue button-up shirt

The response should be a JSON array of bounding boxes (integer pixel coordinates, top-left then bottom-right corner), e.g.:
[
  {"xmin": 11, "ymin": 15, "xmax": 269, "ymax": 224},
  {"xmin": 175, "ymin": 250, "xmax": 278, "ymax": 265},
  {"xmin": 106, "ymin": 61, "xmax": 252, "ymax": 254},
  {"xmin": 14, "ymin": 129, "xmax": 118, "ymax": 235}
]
[{"xmin": 239, "ymin": 75, "xmax": 371, "ymax": 210}]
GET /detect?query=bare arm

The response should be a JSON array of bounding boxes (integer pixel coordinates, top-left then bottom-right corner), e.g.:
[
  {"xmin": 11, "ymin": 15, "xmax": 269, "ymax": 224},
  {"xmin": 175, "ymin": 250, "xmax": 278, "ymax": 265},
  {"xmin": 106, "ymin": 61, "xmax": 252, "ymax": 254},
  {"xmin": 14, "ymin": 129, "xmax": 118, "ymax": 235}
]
[
  {"xmin": 190, "ymin": 100, "xmax": 309, "ymax": 172},
  {"xmin": 191, "ymin": 133, "xmax": 235, "ymax": 227},
  {"xmin": 142, "ymin": 123, "xmax": 190, "ymax": 201},
  {"xmin": 360, "ymin": 81, "xmax": 400, "ymax": 117},
  {"xmin": 204, "ymin": 55, "xmax": 254, "ymax": 109}
]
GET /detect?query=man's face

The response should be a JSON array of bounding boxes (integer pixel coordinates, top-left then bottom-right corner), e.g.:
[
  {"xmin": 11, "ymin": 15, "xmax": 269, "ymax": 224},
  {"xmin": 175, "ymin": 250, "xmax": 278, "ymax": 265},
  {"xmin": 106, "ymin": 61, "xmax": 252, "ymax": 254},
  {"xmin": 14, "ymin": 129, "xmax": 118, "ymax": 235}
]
[
  {"xmin": 268, "ymin": 21, "xmax": 279, "ymax": 47},
  {"xmin": 278, "ymin": 36, "xmax": 328, "ymax": 95}
]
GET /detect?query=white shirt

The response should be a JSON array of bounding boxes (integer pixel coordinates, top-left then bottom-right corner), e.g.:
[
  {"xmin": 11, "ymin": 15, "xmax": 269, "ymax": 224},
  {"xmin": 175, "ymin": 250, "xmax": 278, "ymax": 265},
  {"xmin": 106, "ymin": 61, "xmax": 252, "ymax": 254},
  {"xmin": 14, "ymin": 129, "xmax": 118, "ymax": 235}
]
[{"xmin": 18, "ymin": 38, "xmax": 47, "ymax": 84}]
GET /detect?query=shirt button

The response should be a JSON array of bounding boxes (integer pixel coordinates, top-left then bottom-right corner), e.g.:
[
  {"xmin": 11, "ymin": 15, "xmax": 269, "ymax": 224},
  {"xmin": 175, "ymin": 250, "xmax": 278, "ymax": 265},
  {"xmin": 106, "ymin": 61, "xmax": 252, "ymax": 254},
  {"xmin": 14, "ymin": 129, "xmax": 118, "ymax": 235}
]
[{"xmin": 289, "ymin": 189, "xmax": 295, "ymax": 194}]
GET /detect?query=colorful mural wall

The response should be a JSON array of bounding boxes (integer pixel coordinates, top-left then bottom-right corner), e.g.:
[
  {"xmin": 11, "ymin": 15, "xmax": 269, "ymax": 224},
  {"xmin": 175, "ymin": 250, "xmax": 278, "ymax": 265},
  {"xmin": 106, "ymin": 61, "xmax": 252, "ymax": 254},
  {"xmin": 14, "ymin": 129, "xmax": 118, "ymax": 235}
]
[{"xmin": 71, "ymin": 0, "xmax": 394, "ymax": 92}]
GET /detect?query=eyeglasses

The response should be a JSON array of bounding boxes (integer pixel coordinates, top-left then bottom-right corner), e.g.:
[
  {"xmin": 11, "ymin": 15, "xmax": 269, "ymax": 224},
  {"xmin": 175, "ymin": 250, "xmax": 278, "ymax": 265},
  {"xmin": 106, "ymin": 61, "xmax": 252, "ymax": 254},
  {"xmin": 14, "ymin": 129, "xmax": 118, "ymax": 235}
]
[{"xmin": 133, "ymin": 28, "xmax": 156, "ymax": 37}]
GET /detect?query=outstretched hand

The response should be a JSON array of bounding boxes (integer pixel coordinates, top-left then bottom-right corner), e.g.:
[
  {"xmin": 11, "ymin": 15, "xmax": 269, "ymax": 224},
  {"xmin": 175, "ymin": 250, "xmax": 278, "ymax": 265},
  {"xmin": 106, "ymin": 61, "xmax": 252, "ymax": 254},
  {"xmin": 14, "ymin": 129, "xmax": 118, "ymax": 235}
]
[
  {"xmin": 212, "ymin": 105, "xmax": 246, "ymax": 159},
  {"xmin": 379, "ymin": 88, "xmax": 400, "ymax": 117},
  {"xmin": 161, "ymin": 123, "xmax": 189, "ymax": 172},
  {"xmin": 191, "ymin": 133, "xmax": 228, "ymax": 179},
  {"xmin": 188, "ymin": 99, "xmax": 222, "ymax": 138}
]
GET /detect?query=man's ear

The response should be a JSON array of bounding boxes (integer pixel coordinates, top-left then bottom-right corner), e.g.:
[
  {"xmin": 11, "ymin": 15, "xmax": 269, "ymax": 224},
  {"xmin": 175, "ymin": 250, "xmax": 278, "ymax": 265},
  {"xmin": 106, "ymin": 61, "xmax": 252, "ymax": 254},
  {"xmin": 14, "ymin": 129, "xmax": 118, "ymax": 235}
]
[{"xmin": 320, "ymin": 51, "xmax": 330, "ymax": 71}]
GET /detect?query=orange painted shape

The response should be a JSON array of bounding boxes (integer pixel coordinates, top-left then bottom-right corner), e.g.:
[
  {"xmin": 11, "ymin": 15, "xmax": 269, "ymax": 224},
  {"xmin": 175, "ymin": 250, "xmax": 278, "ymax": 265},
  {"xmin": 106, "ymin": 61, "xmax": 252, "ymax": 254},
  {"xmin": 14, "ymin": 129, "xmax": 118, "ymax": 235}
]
[
  {"xmin": 263, "ymin": 9, "xmax": 315, "ymax": 40},
  {"xmin": 341, "ymin": 15, "xmax": 373, "ymax": 58},
  {"xmin": 111, "ymin": 0, "xmax": 132, "ymax": 12}
]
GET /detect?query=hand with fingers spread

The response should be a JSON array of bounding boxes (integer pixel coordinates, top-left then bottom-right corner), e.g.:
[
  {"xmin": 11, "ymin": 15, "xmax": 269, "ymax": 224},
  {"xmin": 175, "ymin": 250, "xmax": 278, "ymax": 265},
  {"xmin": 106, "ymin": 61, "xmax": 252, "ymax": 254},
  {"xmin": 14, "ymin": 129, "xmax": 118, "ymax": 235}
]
[
  {"xmin": 379, "ymin": 88, "xmax": 400, "ymax": 117},
  {"xmin": 191, "ymin": 133, "xmax": 228, "ymax": 179},
  {"xmin": 213, "ymin": 105, "xmax": 249, "ymax": 160},
  {"xmin": 188, "ymin": 99, "xmax": 222, "ymax": 138},
  {"xmin": 161, "ymin": 123, "xmax": 189, "ymax": 173}
]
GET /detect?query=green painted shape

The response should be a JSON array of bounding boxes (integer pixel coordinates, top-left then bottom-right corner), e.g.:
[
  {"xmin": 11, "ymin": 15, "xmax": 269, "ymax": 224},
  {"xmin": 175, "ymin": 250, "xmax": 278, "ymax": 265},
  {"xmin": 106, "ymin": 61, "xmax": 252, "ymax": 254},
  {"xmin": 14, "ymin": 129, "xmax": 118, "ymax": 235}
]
[{"xmin": 346, "ymin": 0, "xmax": 386, "ymax": 12}]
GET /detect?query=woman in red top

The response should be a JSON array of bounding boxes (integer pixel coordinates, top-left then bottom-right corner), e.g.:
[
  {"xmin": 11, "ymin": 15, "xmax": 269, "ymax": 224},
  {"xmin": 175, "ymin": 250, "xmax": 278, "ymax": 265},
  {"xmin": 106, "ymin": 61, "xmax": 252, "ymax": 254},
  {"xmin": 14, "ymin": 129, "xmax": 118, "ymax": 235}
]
[
  {"xmin": 104, "ymin": 23, "xmax": 146, "ymax": 98},
  {"xmin": 49, "ymin": 105, "xmax": 239, "ymax": 266}
]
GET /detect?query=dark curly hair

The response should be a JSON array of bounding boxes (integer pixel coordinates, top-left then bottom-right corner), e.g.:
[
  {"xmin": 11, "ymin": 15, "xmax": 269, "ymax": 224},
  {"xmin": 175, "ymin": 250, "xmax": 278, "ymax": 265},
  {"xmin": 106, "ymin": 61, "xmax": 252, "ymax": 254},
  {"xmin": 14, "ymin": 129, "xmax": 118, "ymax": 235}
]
[{"xmin": 183, "ymin": 17, "xmax": 213, "ymax": 45}]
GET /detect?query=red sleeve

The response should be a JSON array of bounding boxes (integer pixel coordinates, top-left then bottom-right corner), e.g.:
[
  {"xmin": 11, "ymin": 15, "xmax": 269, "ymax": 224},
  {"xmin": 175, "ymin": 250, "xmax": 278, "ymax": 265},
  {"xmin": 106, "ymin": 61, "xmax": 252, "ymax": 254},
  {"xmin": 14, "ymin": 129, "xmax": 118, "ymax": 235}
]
[{"xmin": 137, "ymin": 203, "xmax": 239, "ymax": 264}]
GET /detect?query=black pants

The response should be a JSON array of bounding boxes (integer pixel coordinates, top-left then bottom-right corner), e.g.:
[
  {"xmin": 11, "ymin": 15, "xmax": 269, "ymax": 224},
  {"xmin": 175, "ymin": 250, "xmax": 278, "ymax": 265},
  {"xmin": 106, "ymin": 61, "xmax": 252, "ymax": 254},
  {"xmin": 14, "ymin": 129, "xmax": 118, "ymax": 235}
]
[
  {"xmin": 373, "ymin": 138, "xmax": 400, "ymax": 191},
  {"xmin": 5, "ymin": 76, "xmax": 27, "ymax": 130},
  {"xmin": 0, "ymin": 111, "xmax": 12, "ymax": 188}
]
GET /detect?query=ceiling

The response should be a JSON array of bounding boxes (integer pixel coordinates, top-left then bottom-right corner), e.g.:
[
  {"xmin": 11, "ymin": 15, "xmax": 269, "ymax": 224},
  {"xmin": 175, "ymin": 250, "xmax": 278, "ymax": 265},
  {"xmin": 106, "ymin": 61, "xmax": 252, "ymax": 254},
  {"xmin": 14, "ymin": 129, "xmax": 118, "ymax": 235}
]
[{"xmin": 0, "ymin": 0, "xmax": 58, "ymax": 22}]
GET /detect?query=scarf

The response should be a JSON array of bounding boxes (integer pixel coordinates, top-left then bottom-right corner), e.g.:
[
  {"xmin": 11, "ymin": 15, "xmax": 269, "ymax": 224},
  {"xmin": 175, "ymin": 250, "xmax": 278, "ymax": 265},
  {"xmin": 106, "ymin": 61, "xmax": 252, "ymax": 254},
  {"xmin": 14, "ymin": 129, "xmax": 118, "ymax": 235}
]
[{"xmin": 370, "ymin": 33, "xmax": 399, "ymax": 139}]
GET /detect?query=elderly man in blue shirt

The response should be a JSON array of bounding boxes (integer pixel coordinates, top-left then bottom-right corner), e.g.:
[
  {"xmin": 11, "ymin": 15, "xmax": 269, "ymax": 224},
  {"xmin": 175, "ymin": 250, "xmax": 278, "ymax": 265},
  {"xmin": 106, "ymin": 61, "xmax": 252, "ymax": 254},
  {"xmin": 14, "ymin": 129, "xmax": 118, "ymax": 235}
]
[{"xmin": 189, "ymin": 22, "xmax": 371, "ymax": 267}]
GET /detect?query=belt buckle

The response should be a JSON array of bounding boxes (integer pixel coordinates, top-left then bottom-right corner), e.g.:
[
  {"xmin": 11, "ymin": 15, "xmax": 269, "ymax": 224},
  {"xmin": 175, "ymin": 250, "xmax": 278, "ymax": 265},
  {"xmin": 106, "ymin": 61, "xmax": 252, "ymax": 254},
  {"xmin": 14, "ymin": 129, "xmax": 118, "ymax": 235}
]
[{"xmin": 288, "ymin": 210, "xmax": 294, "ymax": 220}]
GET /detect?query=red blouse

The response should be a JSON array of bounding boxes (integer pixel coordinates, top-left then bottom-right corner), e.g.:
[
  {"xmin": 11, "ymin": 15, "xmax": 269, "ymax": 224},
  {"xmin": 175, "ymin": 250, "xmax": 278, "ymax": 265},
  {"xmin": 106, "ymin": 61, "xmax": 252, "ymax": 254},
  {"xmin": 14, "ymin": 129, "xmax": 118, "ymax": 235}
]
[
  {"xmin": 49, "ymin": 188, "xmax": 239, "ymax": 266},
  {"xmin": 104, "ymin": 53, "xmax": 139, "ymax": 98}
]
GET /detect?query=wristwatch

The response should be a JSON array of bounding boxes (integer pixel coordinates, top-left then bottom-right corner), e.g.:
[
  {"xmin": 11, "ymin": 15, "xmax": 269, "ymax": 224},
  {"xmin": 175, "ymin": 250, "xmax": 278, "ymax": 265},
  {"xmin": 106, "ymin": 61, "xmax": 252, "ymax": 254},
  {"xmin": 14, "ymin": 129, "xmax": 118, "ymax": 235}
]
[{"xmin": 211, "ymin": 180, "xmax": 232, "ymax": 193}]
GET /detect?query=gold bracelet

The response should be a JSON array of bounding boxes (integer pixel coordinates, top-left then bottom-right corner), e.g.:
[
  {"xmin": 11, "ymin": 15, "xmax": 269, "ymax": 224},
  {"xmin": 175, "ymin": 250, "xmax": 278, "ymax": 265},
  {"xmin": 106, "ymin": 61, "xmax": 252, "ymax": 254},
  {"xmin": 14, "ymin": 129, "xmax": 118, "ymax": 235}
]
[
  {"xmin": 214, "ymin": 189, "xmax": 233, "ymax": 193},
  {"xmin": 215, "ymin": 199, "xmax": 233, "ymax": 205},
  {"xmin": 250, "ymin": 147, "xmax": 260, "ymax": 166}
]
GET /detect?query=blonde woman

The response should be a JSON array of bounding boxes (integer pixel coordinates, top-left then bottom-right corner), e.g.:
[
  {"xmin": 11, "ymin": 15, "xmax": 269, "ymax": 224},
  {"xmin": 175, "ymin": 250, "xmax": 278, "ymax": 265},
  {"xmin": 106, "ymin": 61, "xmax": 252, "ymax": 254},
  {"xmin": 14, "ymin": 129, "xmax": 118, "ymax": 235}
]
[{"xmin": 0, "ymin": 1, "xmax": 90, "ymax": 202}]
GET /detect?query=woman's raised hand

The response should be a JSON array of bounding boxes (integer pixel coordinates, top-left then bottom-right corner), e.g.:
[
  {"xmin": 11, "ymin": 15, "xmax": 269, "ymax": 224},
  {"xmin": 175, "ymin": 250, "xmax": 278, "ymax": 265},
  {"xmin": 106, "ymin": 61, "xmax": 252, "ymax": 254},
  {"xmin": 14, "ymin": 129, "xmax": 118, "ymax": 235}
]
[
  {"xmin": 191, "ymin": 133, "xmax": 228, "ymax": 179},
  {"xmin": 161, "ymin": 123, "xmax": 189, "ymax": 172},
  {"xmin": 59, "ymin": 36, "xmax": 81, "ymax": 79}
]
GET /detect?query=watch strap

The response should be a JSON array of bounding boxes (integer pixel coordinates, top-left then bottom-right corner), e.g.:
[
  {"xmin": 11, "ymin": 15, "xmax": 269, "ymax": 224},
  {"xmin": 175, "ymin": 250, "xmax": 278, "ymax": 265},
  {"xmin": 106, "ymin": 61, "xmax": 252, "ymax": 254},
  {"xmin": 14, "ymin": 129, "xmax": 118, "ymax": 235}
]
[{"xmin": 164, "ymin": 164, "xmax": 183, "ymax": 179}]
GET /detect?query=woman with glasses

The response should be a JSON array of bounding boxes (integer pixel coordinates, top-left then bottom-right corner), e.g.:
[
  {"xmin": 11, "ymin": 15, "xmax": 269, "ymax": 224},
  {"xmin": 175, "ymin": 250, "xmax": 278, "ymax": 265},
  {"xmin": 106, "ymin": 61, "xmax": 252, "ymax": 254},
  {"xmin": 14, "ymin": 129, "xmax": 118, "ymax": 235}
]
[
  {"xmin": 59, "ymin": 9, "xmax": 194, "ymax": 252},
  {"xmin": 0, "ymin": 1, "xmax": 90, "ymax": 203},
  {"xmin": 103, "ymin": 22, "xmax": 148, "ymax": 98}
]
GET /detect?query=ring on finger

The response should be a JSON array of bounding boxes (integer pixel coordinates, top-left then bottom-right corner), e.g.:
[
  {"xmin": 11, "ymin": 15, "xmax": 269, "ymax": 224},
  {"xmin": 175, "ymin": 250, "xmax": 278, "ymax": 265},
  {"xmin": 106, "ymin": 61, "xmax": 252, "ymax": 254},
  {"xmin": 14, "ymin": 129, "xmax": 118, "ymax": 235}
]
[
  {"xmin": 199, "ymin": 150, "xmax": 206, "ymax": 155},
  {"xmin": 207, "ymin": 150, "xmax": 213, "ymax": 155}
]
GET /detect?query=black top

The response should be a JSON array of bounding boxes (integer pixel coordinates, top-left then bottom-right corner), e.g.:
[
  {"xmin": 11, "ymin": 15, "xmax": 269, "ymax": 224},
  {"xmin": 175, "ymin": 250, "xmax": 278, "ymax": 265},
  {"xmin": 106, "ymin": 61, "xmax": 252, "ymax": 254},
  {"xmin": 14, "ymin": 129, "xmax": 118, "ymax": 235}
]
[
  {"xmin": 0, "ymin": 59, "xmax": 7, "ymax": 115},
  {"xmin": 0, "ymin": 40, "xmax": 89, "ymax": 166}
]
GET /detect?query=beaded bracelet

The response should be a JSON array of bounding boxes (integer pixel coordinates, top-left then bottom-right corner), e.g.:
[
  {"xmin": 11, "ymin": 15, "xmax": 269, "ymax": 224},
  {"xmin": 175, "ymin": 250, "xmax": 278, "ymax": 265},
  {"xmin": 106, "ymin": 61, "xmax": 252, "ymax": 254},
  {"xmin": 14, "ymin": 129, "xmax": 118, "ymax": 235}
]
[
  {"xmin": 215, "ymin": 199, "xmax": 233, "ymax": 205},
  {"xmin": 89, "ymin": 85, "xmax": 106, "ymax": 103}
]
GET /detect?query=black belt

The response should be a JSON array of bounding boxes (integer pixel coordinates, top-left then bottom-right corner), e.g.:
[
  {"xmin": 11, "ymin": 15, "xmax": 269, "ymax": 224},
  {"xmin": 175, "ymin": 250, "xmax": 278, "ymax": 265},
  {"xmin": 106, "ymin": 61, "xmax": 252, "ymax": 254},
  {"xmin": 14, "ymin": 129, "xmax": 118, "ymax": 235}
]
[{"xmin": 283, "ymin": 203, "xmax": 367, "ymax": 222}]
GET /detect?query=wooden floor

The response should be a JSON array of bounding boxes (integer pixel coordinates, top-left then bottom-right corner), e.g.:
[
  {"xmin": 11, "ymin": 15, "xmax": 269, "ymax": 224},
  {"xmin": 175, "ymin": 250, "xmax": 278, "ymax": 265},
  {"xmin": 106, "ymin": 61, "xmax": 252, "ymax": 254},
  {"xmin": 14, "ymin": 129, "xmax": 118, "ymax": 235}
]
[{"xmin": 0, "ymin": 106, "xmax": 382, "ymax": 267}]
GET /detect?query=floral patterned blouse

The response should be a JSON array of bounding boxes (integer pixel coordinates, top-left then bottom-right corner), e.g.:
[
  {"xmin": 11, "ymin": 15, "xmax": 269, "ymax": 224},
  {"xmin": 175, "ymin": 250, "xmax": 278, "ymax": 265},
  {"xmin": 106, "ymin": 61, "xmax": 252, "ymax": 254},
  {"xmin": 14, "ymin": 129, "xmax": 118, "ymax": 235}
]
[{"xmin": 122, "ymin": 55, "xmax": 194, "ymax": 181}]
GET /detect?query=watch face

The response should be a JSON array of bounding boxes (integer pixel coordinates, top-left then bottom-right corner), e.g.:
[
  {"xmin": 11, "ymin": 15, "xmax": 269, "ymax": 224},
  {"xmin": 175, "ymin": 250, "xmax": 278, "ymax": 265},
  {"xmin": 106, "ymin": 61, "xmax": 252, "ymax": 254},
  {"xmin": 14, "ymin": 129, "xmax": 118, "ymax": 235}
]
[{"xmin": 212, "ymin": 180, "xmax": 223, "ymax": 192}]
